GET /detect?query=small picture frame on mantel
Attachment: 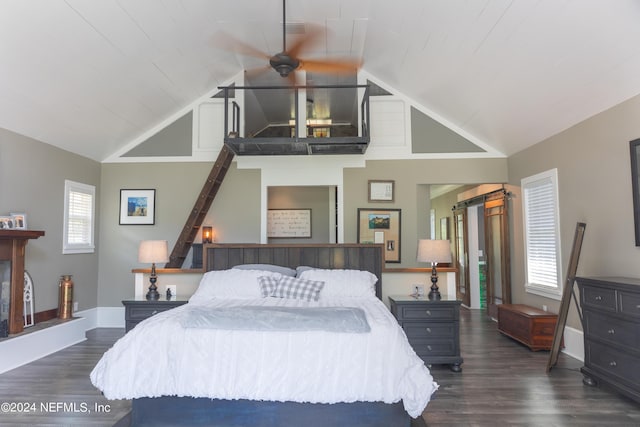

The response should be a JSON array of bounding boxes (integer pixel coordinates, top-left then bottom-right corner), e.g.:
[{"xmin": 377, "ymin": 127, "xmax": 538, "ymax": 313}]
[
  {"xmin": 10, "ymin": 213, "xmax": 27, "ymax": 230},
  {"xmin": 368, "ymin": 180, "xmax": 395, "ymax": 202}
]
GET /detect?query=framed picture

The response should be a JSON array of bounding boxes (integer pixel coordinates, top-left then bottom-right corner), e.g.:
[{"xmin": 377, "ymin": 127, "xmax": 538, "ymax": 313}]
[
  {"xmin": 10, "ymin": 213, "xmax": 27, "ymax": 230},
  {"xmin": 119, "ymin": 189, "xmax": 156, "ymax": 225},
  {"xmin": 267, "ymin": 209, "xmax": 312, "ymax": 238},
  {"xmin": 440, "ymin": 217, "xmax": 449, "ymax": 240},
  {"xmin": 368, "ymin": 180, "xmax": 395, "ymax": 202},
  {"xmin": 0, "ymin": 216, "xmax": 14, "ymax": 229},
  {"xmin": 357, "ymin": 208, "xmax": 401, "ymax": 263},
  {"xmin": 631, "ymin": 139, "xmax": 640, "ymax": 246}
]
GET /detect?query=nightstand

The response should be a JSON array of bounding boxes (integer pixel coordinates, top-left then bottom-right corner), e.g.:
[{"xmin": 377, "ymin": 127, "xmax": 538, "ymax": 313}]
[
  {"xmin": 389, "ymin": 295, "xmax": 463, "ymax": 372},
  {"xmin": 122, "ymin": 297, "xmax": 188, "ymax": 332}
]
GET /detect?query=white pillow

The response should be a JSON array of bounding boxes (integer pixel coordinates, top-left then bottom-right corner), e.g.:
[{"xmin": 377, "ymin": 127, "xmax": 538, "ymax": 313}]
[
  {"xmin": 233, "ymin": 263, "xmax": 296, "ymax": 277},
  {"xmin": 298, "ymin": 269, "xmax": 377, "ymax": 298},
  {"xmin": 189, "ymin": 269, "xmax": 282, "ymax": 303}
]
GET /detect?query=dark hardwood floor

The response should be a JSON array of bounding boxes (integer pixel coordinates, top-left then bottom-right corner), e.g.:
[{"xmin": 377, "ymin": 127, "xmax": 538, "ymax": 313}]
[
  {"xmin": 422, "ymin": 309, "xmax": 640, "ymax": 426},
  {"xmin": 0, "ymin": 328, "xmax": 131, "ymax": 426},
  {"xmin": 0, "ymin": 308, "xmax": 639, "ymax": 426}
]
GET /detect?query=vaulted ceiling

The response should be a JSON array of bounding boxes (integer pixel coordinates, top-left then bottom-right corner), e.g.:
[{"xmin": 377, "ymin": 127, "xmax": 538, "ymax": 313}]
[{"xmin": 2, "ymin": 0, "xmax": 640, "ymax": 162}]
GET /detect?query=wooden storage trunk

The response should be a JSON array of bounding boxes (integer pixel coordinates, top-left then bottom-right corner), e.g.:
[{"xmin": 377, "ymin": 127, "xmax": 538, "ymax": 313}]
[{"xmin": 497, "ymin": 304, "xmax": 559, "ymax": 351}]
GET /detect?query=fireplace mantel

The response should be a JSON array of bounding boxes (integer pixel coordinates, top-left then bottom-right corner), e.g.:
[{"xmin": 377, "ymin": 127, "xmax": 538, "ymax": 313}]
[{"xmin": 0, "ymin": 230, "xmax": 45, "ymax": 334}]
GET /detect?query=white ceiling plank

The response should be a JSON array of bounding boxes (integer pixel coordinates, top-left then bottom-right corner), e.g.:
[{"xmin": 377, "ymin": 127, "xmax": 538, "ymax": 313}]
[{"xmin": 2, "ymin": 0, "xmax": 640, "ymax": 161}]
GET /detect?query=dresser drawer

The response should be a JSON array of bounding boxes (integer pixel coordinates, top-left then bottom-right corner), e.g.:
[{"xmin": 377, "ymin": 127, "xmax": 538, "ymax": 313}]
[
  {"xmin": 576, "ymin": 277, "xmax": 640, "ymax": 404},
  {"xmin": 402, "ymin": 322, "xmax": 456, "ymax": 340},
  {"xmin": 619, "ymin": 291, "xmax": 640, "ymax": 318},
  {"xmin": 586, "ymin": 340, "xmax": 640, "ymax": 386},
  {"xmin": 584, "ymin": 310, "xmax": 640, "ymax": 351},
  {"xmin": 397, "ymin": 305, "xmax": 456, "ymax": 321},
  {"xmin": 126, "ymin": 304, "xmax": 176, "ymax": 320},
  {"xmin": 581, "ymin": 285, "xmax": 617, "ymax": 312},
  {"xmin": 388, "ymin": 296, "xmax": 463, "ymax": 371},
  {"xmin": 410, "ymin": 337, "xmax": 457, "ymax": 357}
]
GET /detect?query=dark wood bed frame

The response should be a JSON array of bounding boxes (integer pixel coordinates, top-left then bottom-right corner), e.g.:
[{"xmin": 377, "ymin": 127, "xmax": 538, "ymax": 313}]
[{"xmin": 131, "ymin": 243, "xmax": 412, "ymax": 427}]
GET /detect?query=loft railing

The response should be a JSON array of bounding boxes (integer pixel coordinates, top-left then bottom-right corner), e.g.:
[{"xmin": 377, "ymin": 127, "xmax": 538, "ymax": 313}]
[{"xmin": 219, "ymin": 84, "xmax": 370, "ymax": 155}]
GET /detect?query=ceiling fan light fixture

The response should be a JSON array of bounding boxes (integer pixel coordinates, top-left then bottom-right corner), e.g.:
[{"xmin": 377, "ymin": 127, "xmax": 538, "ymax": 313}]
[
  {"xmin": 273, "ymin": 64, "xmax": 294, "ymax": 77},
  {"xmin": 270, "ymin": 53, "xmax": 300, "ymax": 77}
]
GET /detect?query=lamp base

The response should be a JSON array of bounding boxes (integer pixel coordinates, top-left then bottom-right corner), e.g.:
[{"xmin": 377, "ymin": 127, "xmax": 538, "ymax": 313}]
[
  {"xmin": 146, "ymin": 286, "xmax": 160, "ymax": 300},
  {"xmin": 428, "ymin": 264, "xmax": 441, "ymax": 300},
  {"xmin": 146, "ymin": 274, "xmax": 160, "ymax": 300}
]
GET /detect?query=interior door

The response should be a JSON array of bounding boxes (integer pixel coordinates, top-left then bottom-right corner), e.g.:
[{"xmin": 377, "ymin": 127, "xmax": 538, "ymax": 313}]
[
  {"xmin": 484, "ymin": 194, "xmax": 510, "ymax": 319},
  {"xmin": 453, "ymin": 208, "xmax": 471, "ymax": 307}
]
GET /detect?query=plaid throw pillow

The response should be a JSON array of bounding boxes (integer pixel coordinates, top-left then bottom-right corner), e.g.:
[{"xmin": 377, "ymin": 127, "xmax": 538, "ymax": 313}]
[
  {"xmin": 257, "ymin": 275, "xmax": 280, "ymax": 298},
  {"xmin": 273, "ymin": 276, "xmax": 325, "ymax": 302}
]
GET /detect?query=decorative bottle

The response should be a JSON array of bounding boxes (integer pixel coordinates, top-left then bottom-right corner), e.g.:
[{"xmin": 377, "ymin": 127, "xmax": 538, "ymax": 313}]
[{"xmin": 58, "ymin": 275, "xmax": 74, "ymax": 319}]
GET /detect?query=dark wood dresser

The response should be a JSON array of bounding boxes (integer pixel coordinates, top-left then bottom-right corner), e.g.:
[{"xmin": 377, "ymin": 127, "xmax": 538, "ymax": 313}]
[
  {"xmin": 576, "ymin": 276, "xmax": 640, "ymax": 403},
  {"xmin": 122, "ymin": 297, "xmax": 188, "ymax": 332},
  {"xmin": 389, "ymin": 295, "xmax": 463, "ymax": 372}
]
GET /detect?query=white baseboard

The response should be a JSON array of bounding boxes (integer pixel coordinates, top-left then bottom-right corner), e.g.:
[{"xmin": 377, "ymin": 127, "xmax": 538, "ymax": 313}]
[
  {"xmin": 0, "ymin": 307, "xmax": 125, "ymax": 375},
  {"xmin": 560, "ymin": 325, "xmax": 584, "ymax": 362},
  {"xmin": 74, "ymin": 307, "xmax": 125, "ymax": 329},
  {"xmin": 0, "ymin": 317, "xmax": 87, "ymax": 375},
  {"xmin": 96, "ymin": 306, "xmax": 125, "ymax": 328}
]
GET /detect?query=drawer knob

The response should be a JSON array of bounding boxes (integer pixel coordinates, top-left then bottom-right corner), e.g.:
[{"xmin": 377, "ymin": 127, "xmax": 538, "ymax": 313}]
[
  {"xmin": 151, "ymin": 310, "xmax": 158, "ymax": 315},
  {"xmin": 609, "ymin": 361, "xmax": 617, "ymax": 367},
  {"xmin": 427, "ymin": 345, "xmax": 432, "ymax": 351},
  {"xmin": 595, "ymin": 296, "xmax": 602, "ymax": 301},
  {"xmin": 608, "ymin": 329, "xmax": 615, "ymax": 334},
  {"xmin": 425, "ymin": 310, "xmax": 432, "ymax": 316},
  {"xmin": 426, "ymin": 327, "xmax": 432, "ymax": 333}
]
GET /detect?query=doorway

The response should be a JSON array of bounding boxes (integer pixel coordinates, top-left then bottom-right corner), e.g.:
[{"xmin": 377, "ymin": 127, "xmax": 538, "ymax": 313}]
[{"xmin": 454, "ymin": 188, "xmax": 510, "ymax": 317}]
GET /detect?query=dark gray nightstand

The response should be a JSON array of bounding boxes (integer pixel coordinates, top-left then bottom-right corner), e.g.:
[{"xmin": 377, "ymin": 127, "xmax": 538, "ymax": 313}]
[
  {"xmin": 122, "ymin": 297, "xmax": 189, "ymax": 332},
  {"xmin": 389, "ymin": 295, "xmax": 463, "ymax": 372}
]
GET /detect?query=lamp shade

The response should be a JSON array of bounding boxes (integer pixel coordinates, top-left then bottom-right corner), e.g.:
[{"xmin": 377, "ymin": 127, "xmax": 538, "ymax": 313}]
[
  {"xmin": 416, "ymin": 239, "xmax": 452, "ymax": 264},
  {"xmin": 138, "ymin": 240, "xmax": 169, "ymax": 264}
]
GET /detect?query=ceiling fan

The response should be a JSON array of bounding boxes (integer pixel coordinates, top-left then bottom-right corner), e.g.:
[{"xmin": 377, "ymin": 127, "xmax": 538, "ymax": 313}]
[{"xmin": 217, "ymin": 0, "xmax": 362, "ymax": 81}]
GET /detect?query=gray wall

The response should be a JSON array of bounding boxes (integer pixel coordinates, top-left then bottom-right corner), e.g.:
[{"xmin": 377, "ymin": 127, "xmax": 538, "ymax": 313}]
[
  {"xmin": 0, "ymin": 128, "xmax": 101, "ymax": 313},
  {"xmin": 344, "ymin": 159, "xmax": 509, "ymax": 268},
  {"xmin": 96, "ymin": 157, "xmax": 509, "ymax": 305},
  {"xmin": 508, "ymin": 93, "xmax": 640, "ymax": 329},
  {"xmin": 267, "ymin": 186, "xmax": 332, "ymax": 244},
  {"xmin": 98, "ymin": 162, "xmax": 261, "ymax": 306}
]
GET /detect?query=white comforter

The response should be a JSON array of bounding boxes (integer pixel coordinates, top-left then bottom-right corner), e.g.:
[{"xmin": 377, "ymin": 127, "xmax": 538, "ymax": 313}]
[{"xmin": 90, "ymin": 295, "xmax": 438, "ymax": 418}]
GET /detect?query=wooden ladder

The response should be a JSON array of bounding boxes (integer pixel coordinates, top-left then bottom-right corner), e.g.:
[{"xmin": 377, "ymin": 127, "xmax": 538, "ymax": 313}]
[{"xmin": 165, "ymin": 144, "xmax": 235, "ymax": 268}]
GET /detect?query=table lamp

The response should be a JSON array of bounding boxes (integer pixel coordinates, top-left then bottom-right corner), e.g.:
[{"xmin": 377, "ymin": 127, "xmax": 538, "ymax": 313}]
[
  {"xmin": 138, "ymin": 240, "xmax": 169, "ymax": 300},
  {"xmin": 417, "ymin": 239, "xmax": 452, "ymax": 300}
]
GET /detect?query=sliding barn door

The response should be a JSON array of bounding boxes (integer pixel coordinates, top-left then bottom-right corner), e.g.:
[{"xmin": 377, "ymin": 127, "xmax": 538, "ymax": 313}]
[
  {"xmin": 453, "ymin": 208, "xmax": 471, "ymax": 307},
  {"xmin": 484, "ymin": 193, "xmax": 511, "ymax": 318}
]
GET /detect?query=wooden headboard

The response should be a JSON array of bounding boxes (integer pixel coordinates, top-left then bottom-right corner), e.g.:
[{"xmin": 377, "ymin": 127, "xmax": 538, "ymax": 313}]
[{"xmin": 203, "ymin": 243, "xmax": 384, "ymax": 299}]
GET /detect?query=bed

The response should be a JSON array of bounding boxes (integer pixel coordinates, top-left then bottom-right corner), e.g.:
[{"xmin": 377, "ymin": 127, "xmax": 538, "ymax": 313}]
[{"xmin": 91, "ymin": 244, "xmax": 437, "ymax": 426}]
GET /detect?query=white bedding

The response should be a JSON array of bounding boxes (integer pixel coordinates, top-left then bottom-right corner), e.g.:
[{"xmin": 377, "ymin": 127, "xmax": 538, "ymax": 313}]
[{"xmin": 90, "ymin": 295, "xmax": 438, "ymax": 418}]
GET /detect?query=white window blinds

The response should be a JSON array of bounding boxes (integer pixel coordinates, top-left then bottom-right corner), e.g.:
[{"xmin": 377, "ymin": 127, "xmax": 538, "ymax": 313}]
[
  {"xmin": 63, "ymin": 180, "xmax": 95, "ymax": 254},
  {"xmin": 522, "ymin": 169, "xmax": 562, "ymax": 298}
]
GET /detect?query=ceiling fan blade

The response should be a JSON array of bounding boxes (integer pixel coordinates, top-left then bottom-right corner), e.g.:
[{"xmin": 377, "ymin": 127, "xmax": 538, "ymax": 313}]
[
  {"xmin": 298, "ymin": 58, "xmax": 362, "ymax": 75},
  {"xmin": 211, "ymin": 31, "xmax": 271, "ymax": 61},
  {"xmin": 244, "ymin": 65, "xmax": 273, "ymax": 81},
  {"xmin": 286, "ymin": 24, "xmax": 324, "ymax": 58}
]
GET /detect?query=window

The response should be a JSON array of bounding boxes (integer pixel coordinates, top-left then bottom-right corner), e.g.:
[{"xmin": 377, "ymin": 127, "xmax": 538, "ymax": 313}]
[
  {"xmin": 522, "ymin": 169, "xmax": 562, "ymax": 299},
  {"xmin": 63, "ymin": 180, "xmax": 95, "ymax": 254}
]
